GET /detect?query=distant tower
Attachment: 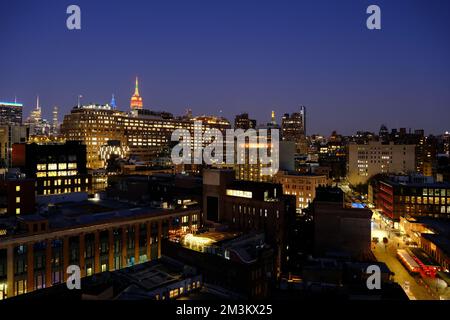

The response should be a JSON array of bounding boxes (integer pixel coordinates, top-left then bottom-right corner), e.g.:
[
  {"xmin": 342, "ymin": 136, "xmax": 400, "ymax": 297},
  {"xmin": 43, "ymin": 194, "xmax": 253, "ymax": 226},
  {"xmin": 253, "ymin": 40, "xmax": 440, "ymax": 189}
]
[
  {"xmin": 299, "ymin": 105, "xmax": 306, "ymax": 136},
  {"xmin": 29, "ymin": 96, "xmax": 42, "ymax": 122},
  {"xmin": 185, "ymin": 108, "xmax": 193, "ymax": 118},
  {"xmin": 130, "ymin": 77, "xmax": 143, "ymax": 110},
  {"xmin": 110, "ymin": 94, "xmax": 117, "ymax": 109},
  {"xmin": 52, "ymin": 106, "xmax": 59, "ymax": 135},
  {"xmin": 271, "ymin": 110, "xmax": 276, "ymax": 125}
]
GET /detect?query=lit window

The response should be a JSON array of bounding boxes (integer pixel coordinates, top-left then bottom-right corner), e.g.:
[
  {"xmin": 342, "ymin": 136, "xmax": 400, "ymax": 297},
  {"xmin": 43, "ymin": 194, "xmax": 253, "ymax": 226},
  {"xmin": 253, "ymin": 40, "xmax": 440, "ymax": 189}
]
[
  {"xmin": 16, "ymin": 197, "xmax": 20, "ymax": 203},
  {"xmin": 16, "ymin": 208, "xmax": 20, "ymax": 215},
  {"xmin": 16, "ymin": 185, "xmax": 21, "ymax": 192}
]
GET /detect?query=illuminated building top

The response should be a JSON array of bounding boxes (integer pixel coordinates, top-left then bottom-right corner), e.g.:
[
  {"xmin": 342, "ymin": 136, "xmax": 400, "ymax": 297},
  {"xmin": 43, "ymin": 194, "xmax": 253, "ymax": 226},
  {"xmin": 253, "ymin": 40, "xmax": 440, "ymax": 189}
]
[{"xmin": 130, "ymin": 77, "xmax": 143, "ymax": 110}]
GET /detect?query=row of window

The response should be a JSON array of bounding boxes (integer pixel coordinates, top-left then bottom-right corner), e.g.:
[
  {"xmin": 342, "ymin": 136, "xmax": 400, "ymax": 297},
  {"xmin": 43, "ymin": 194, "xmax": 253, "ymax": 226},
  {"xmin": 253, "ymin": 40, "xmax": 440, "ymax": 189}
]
[{"xmin": 37, "ymin": 163, "xmax": 77, "ymax": 171}]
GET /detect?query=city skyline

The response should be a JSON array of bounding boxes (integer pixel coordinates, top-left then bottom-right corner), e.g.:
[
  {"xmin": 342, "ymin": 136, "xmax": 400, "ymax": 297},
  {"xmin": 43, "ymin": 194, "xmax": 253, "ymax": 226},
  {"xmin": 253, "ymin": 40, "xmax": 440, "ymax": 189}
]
[
  {"xmin": 1, "ymin": 0, "xmax": 450, "ymax": 135},
  {"xmin": 2, "ymin": 0, "xmax": 450, "ymax": 305}
]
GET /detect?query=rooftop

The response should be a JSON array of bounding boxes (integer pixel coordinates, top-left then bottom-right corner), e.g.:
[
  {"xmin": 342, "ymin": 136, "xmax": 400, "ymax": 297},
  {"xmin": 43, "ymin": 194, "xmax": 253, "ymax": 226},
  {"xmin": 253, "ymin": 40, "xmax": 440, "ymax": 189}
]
[{"xmin": 2, "ymin": 198, "xmax": 199, "ymax": 240}]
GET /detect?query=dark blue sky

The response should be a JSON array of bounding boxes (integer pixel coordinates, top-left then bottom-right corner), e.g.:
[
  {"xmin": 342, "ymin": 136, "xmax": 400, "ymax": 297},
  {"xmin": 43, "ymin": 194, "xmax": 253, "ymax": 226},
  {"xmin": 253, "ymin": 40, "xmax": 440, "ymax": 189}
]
[{"xmin": 1, "ymin": 0, "xmax": 449, "ymax": 135}]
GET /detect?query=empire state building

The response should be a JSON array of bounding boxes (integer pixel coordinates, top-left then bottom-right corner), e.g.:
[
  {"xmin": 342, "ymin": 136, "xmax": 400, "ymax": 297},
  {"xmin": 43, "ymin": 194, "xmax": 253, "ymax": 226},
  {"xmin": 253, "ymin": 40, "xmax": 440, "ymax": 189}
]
[{"xmin": 130, "ymin": 77, "xmax": 143, "ymax": 109}]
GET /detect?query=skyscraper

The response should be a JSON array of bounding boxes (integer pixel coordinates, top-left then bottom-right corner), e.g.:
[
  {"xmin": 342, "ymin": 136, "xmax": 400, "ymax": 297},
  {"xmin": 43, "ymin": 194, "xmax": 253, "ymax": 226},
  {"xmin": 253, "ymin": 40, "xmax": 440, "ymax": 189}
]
[
  {"xmin": 25, "ymin": 96, "xmax": 50, "ymax": 136},
  {"xmin": 110, "ymin": 94, "xmax": 117, "ymax": 109},
  {"xmin": 234, "ymin": 113, "xmax": 256, "ymax": 130},
  {"xmin": 0, "ymin": 101, "xmax": 23, "ymax": 125},
  {"xmin": 52, "ymin": 106, "xmax": 59, "ymax": 135},
  {"xmin": 130, "ymin": 77, "xmax": 143, "ymax": 110},
  {"xmin": 281, "ymin": 106, "xmax": 307, "ymax": 154}
]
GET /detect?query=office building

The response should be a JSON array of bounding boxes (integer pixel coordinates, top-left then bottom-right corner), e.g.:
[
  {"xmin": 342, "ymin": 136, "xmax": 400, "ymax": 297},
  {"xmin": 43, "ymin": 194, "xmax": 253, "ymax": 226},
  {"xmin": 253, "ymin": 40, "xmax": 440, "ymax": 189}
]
[
  {"xmin": 274, "ymin": 171, "xmax": 329, "ymax": 211},
  {"xmin": 281, "ymin": 106, "xmax": 307, "ymax": 154},
  {"xmin": 61, "ymin": 103, "xmax": 230, "ymax": 169},
  {"xmin": 309, "ymin": 187, "xmax": 372, "ymax": 259},
  {"xmin": 11, "ymin": 141, "xmax": 91, "ymax": 196},
  {"xmin": 0, "ymin": 102, "xmax": 23, "ymax": 125},
  {"xmin": 164, "ymin": 231, "xmax": 274, "ymax": 298},
  {"xmin": 234, "ymin": 113, "xmax": 256, "ymax": 130},
  {"xmin": 370, "ymin": 175, "xmax": 450, "ymax": 224},
  {"xmin": 347, "ymin": 141, "xmax": 416, "ymax": 185},
  {"xmin": 0, "ymin": 125, "xmax": 29, "ymax": 168},
  {"xmin": 0, "ymin": 198, "xmax": 200, "ymax": 300},
  {"xmin": 202, "ymin": 169, "xmax": 296, "ymax": 276},
  {"xmin": 25, "ymin": 97, "xmax": 50, "ymax": 136},
  {"xmin": 0, "ymin": 172, "xmax": 35, "ymax": 217},
  {"xmin": 51, "ymin": 106, "xmax": 59, "ymax": 136}
]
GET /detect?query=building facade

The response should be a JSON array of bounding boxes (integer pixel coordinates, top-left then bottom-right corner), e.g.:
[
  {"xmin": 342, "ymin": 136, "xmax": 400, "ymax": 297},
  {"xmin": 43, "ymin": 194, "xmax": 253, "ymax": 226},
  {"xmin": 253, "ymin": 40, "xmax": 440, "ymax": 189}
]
[
  {"xmin": 0, "ymin": 102, "xmax": 23, "ymax": 125},
  {"xmin": 281, "ymin": 106, "xmax": 307, "ymax": 154},
  {"xmin": 60, "ymin": 104, "xmax": 230, "ymax": 169},
  {"xmin": 11, "ymin": 141, "xmax": 91, "ymax": 196},
  {"xmin": 274, "ymin": 171, "xmax": 328, "ymax": 210},
  {"xmin": 0, "ymin": 125, "xmax": 29, "ymax": 168},
  {"xmin": 347, "ymin": 141, "xmax": 416, "ymax": 185},
  {"xmin": 0, "ymin": 175, "xmax": 35, "ymax": 217},
  {"xmin": 0, "ymin": 205, "xmax": 200, "ymax": 300},
  {"xmin": 234, "ymin": 113, "xmax": 256, "ymax": 130},
  {"xmin": 373, "ymin": 178, "xmax": 450, "ymax": 223},
  {"xmin": 202, "ymin": 169, "xmax": 296, "ymax": 276}
]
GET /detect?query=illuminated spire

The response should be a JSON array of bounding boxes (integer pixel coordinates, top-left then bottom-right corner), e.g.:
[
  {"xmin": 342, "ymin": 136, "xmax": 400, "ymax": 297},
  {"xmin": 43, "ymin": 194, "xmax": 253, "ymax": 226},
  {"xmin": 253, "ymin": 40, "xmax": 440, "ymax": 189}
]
[
  {"xmin": 271, "ymin": 110, "xmax": 276, "ymax": 124},
  {"xmin": 110, "ymin": 94, "xmax": 116, "ymax": 109},
  {"xmin": 130, "ymin": 76, "xmax": 143, "ymax": 110},
  {"xmin": 134, "ymin": 77, "xmax": 139, "ymax": 96}
]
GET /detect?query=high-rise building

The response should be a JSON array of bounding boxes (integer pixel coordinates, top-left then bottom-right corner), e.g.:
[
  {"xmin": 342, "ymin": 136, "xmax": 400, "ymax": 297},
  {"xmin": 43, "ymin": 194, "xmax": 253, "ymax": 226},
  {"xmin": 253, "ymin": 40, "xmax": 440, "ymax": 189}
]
[
  {"xmin": 27, "ymin": 96, "xmax": 41, "ymax": 124},
  {"xmin": 443, "ymin": 131, "xmax": 450, "ymax": 156},
  {"xmin": 281, "ymin": 106, "xmax": 307, "ymax": 154},
  {"xmin": 415, "ymin": 134, "xmax": 437, "ymax": 177},
  {"xmin": 234, "ymin": 113, "xmax": 256, "ymax": 130},
  {"xmin": 0, "ymin": 125, "xmax": 29, "ymax": 168},
  {"xmin": 25, "ymin": 96, "xmax": 50, "ymax": 136},
  {"xmin": 347, "ymin": 141, "xmax": 416, "ymax": 185},
  {"xmin": 0, "ymin": 102, "xmax": 23, "ymax": 125},
  {"xmin": 11, "ymin": 141, "xmax": 91, "ymax": 196},
  {"xmin": 51, "ymin": 106, "xmax": 59, "ymax": 136},
  {"xmin": 232, "ymin": 111, "xmax": 286, "ymax": 182},
  {"xmin": 130, "ymin": 77, "xmax": 143, "ymax": 110},
  {"xmin": 110, "ymin": 94, "xmax": 117, "ymax": 109}
]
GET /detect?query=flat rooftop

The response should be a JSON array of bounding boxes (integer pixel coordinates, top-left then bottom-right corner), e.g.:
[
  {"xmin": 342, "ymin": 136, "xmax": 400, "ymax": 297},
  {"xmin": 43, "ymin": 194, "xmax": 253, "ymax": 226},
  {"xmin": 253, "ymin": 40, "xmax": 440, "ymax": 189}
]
[
  {"xmin": 9, "ymin": 198, "xmax": 199, "ymax": 238},
  {"xmin": 421, "ymin": 233, "xmax": 450, "ymax": 258}
]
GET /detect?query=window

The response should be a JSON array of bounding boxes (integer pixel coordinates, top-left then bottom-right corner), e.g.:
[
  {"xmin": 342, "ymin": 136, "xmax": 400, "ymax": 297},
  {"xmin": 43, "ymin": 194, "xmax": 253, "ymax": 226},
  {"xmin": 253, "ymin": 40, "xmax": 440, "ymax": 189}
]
[
  {"xmin": 16, "ymin": 208, "xmax": 20, "ymax": 215},
  {"xmin": 15, "ymin": 280, "xmax": 27, "ymax": 296},
  {"xmin": 16, "ymin": 185, "xmax": 21, "ymax": 192},
  {"xmin": 16, "ymin": 197, "xmax": 20, "ymax": 203}
]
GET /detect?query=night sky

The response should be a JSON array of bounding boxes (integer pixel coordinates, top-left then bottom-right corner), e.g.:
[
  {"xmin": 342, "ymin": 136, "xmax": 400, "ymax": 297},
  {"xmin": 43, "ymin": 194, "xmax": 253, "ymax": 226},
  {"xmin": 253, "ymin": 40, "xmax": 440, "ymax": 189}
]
[{"xmin": 1, "ymin": 0, "xmax": 449, "ymax": 135}]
